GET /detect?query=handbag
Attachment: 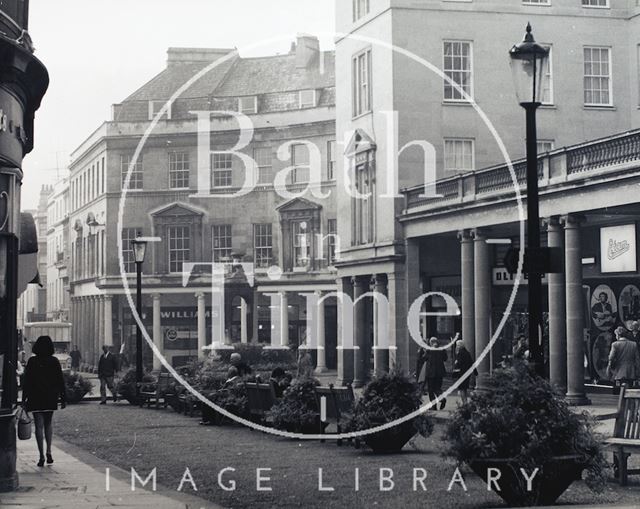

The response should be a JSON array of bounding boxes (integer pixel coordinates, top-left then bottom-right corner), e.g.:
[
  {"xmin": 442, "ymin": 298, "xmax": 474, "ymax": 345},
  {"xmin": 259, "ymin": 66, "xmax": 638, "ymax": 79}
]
[{"xmin": 17, "ymin": 407, "xmax": 32, "ymax": 440}]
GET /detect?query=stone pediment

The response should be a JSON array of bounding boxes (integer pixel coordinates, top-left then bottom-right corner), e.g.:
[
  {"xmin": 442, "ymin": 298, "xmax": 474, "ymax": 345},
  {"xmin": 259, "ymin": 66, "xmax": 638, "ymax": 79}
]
[
  {"xmin": 149, "ymin": 202, "xmax": 205, "ymax": 217},
  {"xmin": 345, "ymin": 128, "xmax": 376, "ymax": 157},
  {"xmin": 276, "ymin": 197, "xmax": 322, "ymax": 213}
]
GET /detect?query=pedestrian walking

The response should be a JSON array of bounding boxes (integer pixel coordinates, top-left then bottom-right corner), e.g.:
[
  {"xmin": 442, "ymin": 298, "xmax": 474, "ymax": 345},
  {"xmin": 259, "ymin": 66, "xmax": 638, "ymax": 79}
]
[
  {"xmin": 607, "ymin": 326, "xmax": 640, "ymax": 392},
  {"xmin": 69, "ymin": 345, "xmax": 81, "ymax": 372},
  {"xmin": 22, "ymin": 335, "xmax": 66, "ymax": 467},
  {"xmin": 628, "ymin": 321, "xmax": 640, "ymax": 349},
  {"xmin": 419, "ymin": 337, "xmax": 448, "ymax": 410},
  {"xmin": 98, "ymin": 345, "xmax": 119, "ymax": 404},
  {"xmin": 453, "ymin": 339, "xmax": 477, "ymax": 405}
]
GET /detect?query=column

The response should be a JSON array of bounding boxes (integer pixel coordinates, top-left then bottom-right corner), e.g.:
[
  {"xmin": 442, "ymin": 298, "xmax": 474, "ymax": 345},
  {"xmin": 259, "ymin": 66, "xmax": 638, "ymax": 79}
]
[
  {"xmin": 404, "ymin": 238, "xmax": 421, "ymax": 374},
  {"xmin": 352, "ymin": 277, "xmax": 368, "ymax": 387},
  {"xmin": 547, "ymin": 217, "xmax": 567, "ymax": 392},
  {"xmin": 372, "ymin": 274, "xmax": 389, "ymax": 377},
  {"xmin": 104, "ymin": 296, "xmax": 113, "ymax": 346},
  {"xmin": 251, "ymin": 291, "xmax": 259, "ymax": 344},
  {"xmin": 564, "ymin": 215, "xmax": 590, "ymax": 405},
  {"xmin": 97, "ymin": 296, "xmax": 105, "ymax": 352},
  {"xmin": 336, "ymin": 277, "xmax": 354, "ymax": 385},
  {"xmin": 279, "ymin": 292, "xmax": 289, "ymax": 348},
  {"xmin": 314, "ymin": 290, "xmax": 328, "ymax": 373},
  {"xmin": 473, "ymin": 229, "xmax": 491, "ymax": 389},
  {"xmin": 240, "ymin": 298, "xmax": 248, "ymax": 344},
  {"xmin": 91, "ymin": 296, "xmax": 98, "ymax": 368},
  {"xmin": 71, "ymin": 298, "xmax": 77, "ymax": 347},
  {"xmin": 79, "ymin": 298, "xmax": 86, "ymax": 369},
  {"xmin": 152, "ymin": 294, "xmax": 162, "ymax": 371},
  {"xmin": 196, "ymin": 292, "xmax": 207, "ymax": 359},
  {"xmin": 459, "ymin": 230, "xmax": 476, "ymax": 357}
]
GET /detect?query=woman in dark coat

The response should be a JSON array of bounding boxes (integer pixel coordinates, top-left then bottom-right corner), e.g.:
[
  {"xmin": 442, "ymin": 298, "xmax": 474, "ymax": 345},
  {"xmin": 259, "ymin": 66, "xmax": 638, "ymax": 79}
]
[
  {"xmin": 453, "ymin": 339, "xmax": 476, "ymax": 405},
  {"xmin": 23, "ymin": 336, "xmax": 66, "ymax": 467}
]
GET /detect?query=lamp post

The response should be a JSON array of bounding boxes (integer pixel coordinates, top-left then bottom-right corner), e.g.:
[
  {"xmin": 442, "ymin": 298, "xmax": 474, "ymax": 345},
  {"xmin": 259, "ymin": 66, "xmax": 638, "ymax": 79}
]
[
  {"xmin": 131, "ymin": 235, "xmax": 148, "ymax": 393},
  {"xmin": 509, "ymin": 24, "xmax": 550, "ymax": 377}
]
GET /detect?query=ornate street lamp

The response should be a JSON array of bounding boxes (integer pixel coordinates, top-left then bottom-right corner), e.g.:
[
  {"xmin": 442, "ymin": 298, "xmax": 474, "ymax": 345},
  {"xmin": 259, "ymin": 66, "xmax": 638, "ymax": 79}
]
[
  {"xmin": 509, "ymin": 24, "xmax": 550, "ymax": 377},
  {"xmin": 131, "ymin": 235, "xmax": 148, "ymax": 392}
]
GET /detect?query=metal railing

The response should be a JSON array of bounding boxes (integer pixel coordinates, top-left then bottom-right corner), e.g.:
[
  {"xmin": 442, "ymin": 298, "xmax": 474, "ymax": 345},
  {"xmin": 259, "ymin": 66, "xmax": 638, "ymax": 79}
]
[{"xmin": 403, "ymin": 129, "xmax": 640, "ymax": 213}]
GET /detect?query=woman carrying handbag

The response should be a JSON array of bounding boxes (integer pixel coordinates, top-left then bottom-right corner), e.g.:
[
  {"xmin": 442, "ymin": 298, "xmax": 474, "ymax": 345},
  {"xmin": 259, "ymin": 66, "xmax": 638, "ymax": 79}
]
[{"xmin": 22, "ymin": 336, "xmax": 66, "ymax": 467}]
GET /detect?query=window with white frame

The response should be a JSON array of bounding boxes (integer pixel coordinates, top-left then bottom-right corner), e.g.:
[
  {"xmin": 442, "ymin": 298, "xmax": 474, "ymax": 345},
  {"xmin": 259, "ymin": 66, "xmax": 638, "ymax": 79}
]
[
  {"xmin": 352, "ymin": 49, "xmax": 372, "ymax": 117},
  {"xmin": 212, "ymin": 224, "xmax": 232, "ymax": 262},
  {"xmin": 238, "ymin": 96, "xmax": 258, "ymax": 114},
  {"xmin": 327, "ymin": 140, "xmax": 337, "ymax": 180},
  {"xmin": 299, "ymin": 89, "xmax": 317, "ymax": 108},
  {"xmin": 582, "ymin": 0, "xmax": 608, "ymax": 7},
  {"xmin": 327, "ymin": 218, "xmax": 337, "ymax": 265},
  {"xmin": 583, "ymin": 47, "xmax": 612, "ymax": 106},
  {"xmin": 537, "ymin": 140, "xmax": 555, "ymax": 153},
  {"xmin": 121, "ymin": 154, "xmax": 143, "ymax": 190},
  {"xmin": 148, "ymin": 100, "xmax": 172, "ymax": 120},
  {"xmin": 212, "ymin": 153, "xmax": 233, "ymax": 188},
  {"xmin": 541, "ymin": 45, "xmax": 554, "ymax": 105},
  {"xmin": 253, "ymin": 224, "xmax": 273, "ymax": 268},
  {"xmin": 444, "ymin": 139, "xmax": 474, "ymax": 172},
  {"xmin": 254, "ymin": 147, "xmax": 273, "ymax": 185},
  {"xmin": 168, "ymin": 225, "xmax": 190, "ymax": 273},
  {"xmin": 121, "ymin": 228, "xmax": 139, "ymax": 273},
  {"xmin": 169, "ymin": 151, "xmax": 190, "ymax": 189},
  {"xmin": 443, "ymin": 41, "xmax": 473, "ymax": 101},
  {"xmin": 292, "ymin": 220, "xmax": 311, "ymax": 268},
  {"xmin": 291, "ymin": 144, "xmax": 310, "ymax": 184},
  {"xmin": 352, "ymin": 0, "xmax": 370, "ymax": 21}
]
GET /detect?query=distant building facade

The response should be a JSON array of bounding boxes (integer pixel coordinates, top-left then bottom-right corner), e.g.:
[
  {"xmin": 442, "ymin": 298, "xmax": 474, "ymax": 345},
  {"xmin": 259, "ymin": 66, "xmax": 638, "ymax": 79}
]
[
  {"xmin": 69, "ymin": 37, "xmax": 339, "ymax": 370},
  {"xmin": 334, "ymin": 0, "xmax": 640, "ymax": 387},
  {"xmin": 45, "ymin": 178, "xmax": 70, "ymax": 322},
  {"xmin": 17, "ymin": 184, "xmax": 52, "ymax": 327}
]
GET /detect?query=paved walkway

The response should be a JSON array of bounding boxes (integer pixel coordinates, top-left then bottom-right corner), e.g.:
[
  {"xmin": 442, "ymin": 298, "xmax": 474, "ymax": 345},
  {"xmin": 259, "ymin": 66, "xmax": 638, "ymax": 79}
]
[{"xmin": 2, "ymin": 434, "xmax": 221, "ymax": 508}]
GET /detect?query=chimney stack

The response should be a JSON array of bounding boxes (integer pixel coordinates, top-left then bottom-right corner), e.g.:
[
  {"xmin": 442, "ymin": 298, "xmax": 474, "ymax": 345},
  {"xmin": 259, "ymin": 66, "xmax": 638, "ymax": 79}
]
[
  {"xmin": 166, "ymin": 47, "xmax": 234, "ymax": 68},
  {"xmin": 294, "ymin": 34, "xmax": 320, "ymax": 69}
]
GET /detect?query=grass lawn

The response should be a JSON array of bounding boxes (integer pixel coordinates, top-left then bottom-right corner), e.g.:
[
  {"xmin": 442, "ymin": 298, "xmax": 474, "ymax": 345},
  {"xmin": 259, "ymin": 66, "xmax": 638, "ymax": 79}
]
[{"xmin": 53, "ymin": 402, "xmax": 639, "ymax": 509}]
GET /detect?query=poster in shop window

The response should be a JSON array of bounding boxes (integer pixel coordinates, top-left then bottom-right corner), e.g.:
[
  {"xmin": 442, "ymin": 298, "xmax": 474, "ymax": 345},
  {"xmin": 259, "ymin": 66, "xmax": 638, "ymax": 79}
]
[
  {"xmin": 600, "ymin": 224, "xmax": 637, "ymax": 273},
  {"xmin": 588, "ymin": 281, "xmax": 640, "ymax": 382}
]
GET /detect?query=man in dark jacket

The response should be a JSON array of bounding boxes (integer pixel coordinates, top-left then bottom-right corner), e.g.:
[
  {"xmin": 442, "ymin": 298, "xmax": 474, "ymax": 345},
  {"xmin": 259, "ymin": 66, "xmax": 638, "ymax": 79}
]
[
  {"xmin": 419, "ymin": 337, "xmax": 448, "ymax": 410},
  {"xmin": 98, "ymin": 345, "xmax": 119, "ymax": 404}
]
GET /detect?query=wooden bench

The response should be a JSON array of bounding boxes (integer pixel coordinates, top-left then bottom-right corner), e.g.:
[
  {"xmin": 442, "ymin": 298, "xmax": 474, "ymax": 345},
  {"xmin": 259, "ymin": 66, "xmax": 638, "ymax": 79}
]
[
  {"xmin": 139, "ymin": 373, "xmax": 172, "ymax": 409},
  {"xmin": 604, "ymin": 384, "xmax": 640, "ymax": 486},
  {"xmin": 245, "ymin": 382, "xmax": 277, "ymax": 425},
  {"xmin": 315, "ymin": 384, "xmax": 355, "ymax": 445}
]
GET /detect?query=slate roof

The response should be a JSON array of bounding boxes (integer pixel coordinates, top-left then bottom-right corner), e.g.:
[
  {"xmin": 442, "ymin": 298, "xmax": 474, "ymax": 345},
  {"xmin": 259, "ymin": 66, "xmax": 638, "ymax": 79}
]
[
  {"xmin": 214, "ymin": 51, "xmax": 335, "ymax": 97},
  {"xmin": 123, "ymin": 57, "xmax": 238, "ymax": 101},
  {"xmin": 120, "ymin": 48, "xmax": 335, "ymax": 104}
]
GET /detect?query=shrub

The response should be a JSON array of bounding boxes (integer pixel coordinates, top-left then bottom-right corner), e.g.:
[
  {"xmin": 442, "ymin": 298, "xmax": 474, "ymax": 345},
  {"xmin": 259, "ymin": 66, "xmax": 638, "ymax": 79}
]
[
  {"xmin": 63, "ymin": 372, "xmax": 93, "ymax": 404},
  {"xmin": 443, "ymin": 362, "xmax": 608, "ymax": 494},
  {"xmin": 207, "ymin": 382, "xmax": 248, "ymax": 420},
  {"xmin": 268, "ymin": 377, "xmax": 321, "ymax": 433},
  {"xmin": 115, "ymin": 368, "xmax": 155, "ymax": 405},
  {"xmin": 345, "ymin": 372, "xmax": 433, "ymax": 446}
]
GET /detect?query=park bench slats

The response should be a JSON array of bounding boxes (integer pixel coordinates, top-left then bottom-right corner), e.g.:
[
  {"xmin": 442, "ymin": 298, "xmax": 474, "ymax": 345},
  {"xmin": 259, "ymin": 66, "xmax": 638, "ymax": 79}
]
[
  {"xmin": 604, "ymin": 385, "xmax": 640, "ymax": 485},
  {"xmin": 140, "ymin": 373, "xmax": 172, "ymax": 409}
]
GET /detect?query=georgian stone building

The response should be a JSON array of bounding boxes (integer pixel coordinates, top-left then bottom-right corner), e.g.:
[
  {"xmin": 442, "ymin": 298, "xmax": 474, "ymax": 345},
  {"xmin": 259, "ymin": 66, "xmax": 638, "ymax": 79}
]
[
  {"xmin": 334, "ymin": 0, "xmax": 640, "ymax": 390},
  {"xmin": 69, "ymin": 36, "xmax": 339, "ymax": 370}
]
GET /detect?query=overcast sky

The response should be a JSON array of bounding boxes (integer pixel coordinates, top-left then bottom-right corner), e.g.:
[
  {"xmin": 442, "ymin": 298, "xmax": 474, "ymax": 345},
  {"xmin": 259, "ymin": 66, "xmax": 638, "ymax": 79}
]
[{"xmin": 22, "ymin": 0, "xmax": 336, "ymax": 209}]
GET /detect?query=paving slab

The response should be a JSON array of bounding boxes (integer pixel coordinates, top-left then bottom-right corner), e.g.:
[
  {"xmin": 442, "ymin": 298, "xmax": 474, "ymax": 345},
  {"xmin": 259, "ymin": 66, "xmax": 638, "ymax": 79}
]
[{"xmin": 4, "ymin": 433, "xmax": 223, "ymax": 509}]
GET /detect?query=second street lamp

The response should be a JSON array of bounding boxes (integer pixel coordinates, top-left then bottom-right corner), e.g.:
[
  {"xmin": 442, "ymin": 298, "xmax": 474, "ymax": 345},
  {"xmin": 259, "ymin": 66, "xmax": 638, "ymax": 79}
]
[
  {"xmin": 131, "ymin": 235, "xmax": 148, "ymax": 393},
  {"xmin": 509, "ymin": 23, "xmax": 550, "ymax": 377}
]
